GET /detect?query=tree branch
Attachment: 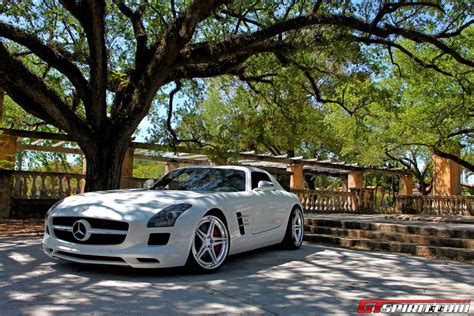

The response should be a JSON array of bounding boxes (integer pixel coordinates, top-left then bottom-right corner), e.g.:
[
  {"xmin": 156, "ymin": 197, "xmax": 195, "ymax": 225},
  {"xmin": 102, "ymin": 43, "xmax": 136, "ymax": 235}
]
[
  {"xmin": 113, "ymin": 0, "xmax": 148, "ymax": 69},
  {"xmin": 178, "ymin": 8, "xmax": 472, "ymax": 78},
  {"xmin": 436, "ymin": 19, "xmax": 473, "ymax": 38},
  {"xmin": 433, "ymin": 147, "xmax": 474, "ymax": 172},
  {"xmin": 143, "ymin": 0, "xmax": 232, "ymax": 92},
  {"xmin": 166, "ymin": 80, "xmax": 181, "ymax": 147},
  {"xmin": 448, "ymin": 128, "xmax": 474, "ymax": 138},
  {"xmin": 0, "ymin": 22, "xmax": 91, "ymax": 106},
  {"xmin": 60, "ymin": 0, "xmax": 108, "ymax": 131},
  {"xmin": 351, "ymin": 35, "xmax": 454, "ymax": 77},
  {"xmin": 0, "ymin": 43, "xmax": 89, "ymax": 138},
  {"xmin": 172, "ymin": 54, "xmax": 253, "ymax": 79},
  {"xmin": 372, "ymin": 2, "xmax": 443, "ymax": 26},
  {"xmin": 329, "ymin": 14, "xmax": 473, "ymax": 68}
]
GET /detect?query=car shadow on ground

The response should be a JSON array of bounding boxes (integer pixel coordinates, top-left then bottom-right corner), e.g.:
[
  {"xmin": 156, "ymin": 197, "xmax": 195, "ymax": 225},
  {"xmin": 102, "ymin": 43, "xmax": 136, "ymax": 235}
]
[{"xmin": 1, "ymin": 237, "xmax": 473, "ymax": 315}]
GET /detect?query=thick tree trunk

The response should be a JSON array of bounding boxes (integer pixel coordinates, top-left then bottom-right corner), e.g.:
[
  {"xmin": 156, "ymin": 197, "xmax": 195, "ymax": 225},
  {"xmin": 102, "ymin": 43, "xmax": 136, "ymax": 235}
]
[
  {"xmin": 0, "ymin": 87, "xmax": 4, "ymax": 122},
  {"xmin": 80, "ymin": 134, "xmax": 130, "ymax": 192}
]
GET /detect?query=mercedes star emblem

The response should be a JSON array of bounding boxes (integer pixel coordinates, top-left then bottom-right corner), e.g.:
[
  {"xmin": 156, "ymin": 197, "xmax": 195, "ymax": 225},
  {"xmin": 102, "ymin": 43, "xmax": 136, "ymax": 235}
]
[{"xmin": 72, "ymin": 219, "xmax": 92, "ymax": 241}]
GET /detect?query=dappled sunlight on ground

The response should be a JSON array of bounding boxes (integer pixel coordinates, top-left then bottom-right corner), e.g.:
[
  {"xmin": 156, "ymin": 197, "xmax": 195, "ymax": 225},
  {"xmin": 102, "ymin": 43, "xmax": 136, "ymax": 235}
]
[{"xmin": 0, "ymin": 237, "xmax": 472, "ymax": 315}]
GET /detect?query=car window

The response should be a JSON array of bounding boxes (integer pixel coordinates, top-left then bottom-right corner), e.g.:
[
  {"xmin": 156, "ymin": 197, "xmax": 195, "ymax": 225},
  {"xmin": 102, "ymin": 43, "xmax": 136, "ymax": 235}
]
[
  {"xmin": 153, "ymin": 168, "xmax": 246, "ymax": 192},
  {"xmin": 251, "ymin": 172, "xmax": 271, "ymax": 189}
]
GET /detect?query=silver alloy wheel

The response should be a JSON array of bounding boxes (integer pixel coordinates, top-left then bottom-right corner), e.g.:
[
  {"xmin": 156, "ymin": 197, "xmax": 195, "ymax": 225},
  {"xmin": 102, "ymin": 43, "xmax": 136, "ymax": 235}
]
[
  {"xmin": 292, "ymin": 209, "xmax": 304, "ymax": 246},
  {"xmin": 192, "ymin": 215, "xmax": 229, "ymax": 270}
]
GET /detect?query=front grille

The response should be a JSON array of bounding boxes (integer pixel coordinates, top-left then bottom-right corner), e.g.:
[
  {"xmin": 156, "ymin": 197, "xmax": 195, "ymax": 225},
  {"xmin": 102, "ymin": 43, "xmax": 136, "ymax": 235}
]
[
  {"xmin": 56, "ymin": 251, "xmax": 125, "ymax": 262},
  {"xmin": 51, "ymin": 216, "xmax": 128, "ymax": 245},
  {"xmin": 52, "ymin": 217, "xmax": 128, "ymax": 231},
  {"xmin": 54, "ymin": 230, "xmax": 126, "ymax": 245}
]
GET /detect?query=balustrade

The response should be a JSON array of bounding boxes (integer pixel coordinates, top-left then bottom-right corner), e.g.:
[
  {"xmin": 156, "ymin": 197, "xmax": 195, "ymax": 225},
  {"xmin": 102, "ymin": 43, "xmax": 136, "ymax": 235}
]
[
  {"xmin": 397, "ymin": 195, "xmax": 473, "ymax": 216},
  {"xmin": 11, "ymin": 171, "xmax": 85, "ymax": 199},
  {"xmin": 291, "ymin": 189, "xmax": 357, "ymax": 213}
]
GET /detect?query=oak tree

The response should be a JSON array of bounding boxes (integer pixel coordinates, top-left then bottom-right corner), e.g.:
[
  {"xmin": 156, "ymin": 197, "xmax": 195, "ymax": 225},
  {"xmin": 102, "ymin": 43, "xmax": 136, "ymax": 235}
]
[{"xmin": 0, "ymin": 1, "xmax": 471, "ymax": 190}]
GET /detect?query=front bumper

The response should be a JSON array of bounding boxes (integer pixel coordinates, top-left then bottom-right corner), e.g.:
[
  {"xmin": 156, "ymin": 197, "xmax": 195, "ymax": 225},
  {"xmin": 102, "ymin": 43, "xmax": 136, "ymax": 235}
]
[{"xmin": 43, "ymin": 221, "xmax": 194, "ymax": 269}]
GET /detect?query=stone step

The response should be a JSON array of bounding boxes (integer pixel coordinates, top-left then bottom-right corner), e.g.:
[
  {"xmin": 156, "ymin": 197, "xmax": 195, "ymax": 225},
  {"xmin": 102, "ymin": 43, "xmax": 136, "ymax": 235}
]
[
  {"xmin": 305, "ymin": 226, "xmax": 474, "ymax": 249},
  {"xmin": 304, "ymin": 233, "xmax": 474, "ymax": 262},
  {"xmin": 304, "ymin": 218, "xmax": 474, "ymax": 239},
  {"xmin": 382, "ymin": 215, "xmax": 474, "ymax": 224}
]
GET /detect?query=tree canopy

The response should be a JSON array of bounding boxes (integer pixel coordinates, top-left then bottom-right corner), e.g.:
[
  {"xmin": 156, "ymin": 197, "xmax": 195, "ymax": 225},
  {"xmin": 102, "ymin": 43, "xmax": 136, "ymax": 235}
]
[{"xmin": 0, "ymin": 0, "xmax": 472, "ymax": 190}]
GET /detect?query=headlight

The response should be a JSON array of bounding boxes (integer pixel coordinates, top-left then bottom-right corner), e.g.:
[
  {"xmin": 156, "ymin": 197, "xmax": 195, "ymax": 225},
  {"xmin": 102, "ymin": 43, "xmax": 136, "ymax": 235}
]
[
  {"xmin": 45, "ymin": 199, "xmax": 63, "ymax": 219},
  {"xmin": 147, "ymin": 204, "xmax": 192, "ymax": 227}
]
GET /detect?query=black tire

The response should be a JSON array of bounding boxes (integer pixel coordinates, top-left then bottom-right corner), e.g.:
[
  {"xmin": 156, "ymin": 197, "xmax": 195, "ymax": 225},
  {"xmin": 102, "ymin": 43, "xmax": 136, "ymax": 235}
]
[
  {"xmin": 186, "ymin": 215, "xmax": 230, "ymax": 273},
  {"xmin": 281, "ymin": 207, "xmax": 304, "ymax": 250}
]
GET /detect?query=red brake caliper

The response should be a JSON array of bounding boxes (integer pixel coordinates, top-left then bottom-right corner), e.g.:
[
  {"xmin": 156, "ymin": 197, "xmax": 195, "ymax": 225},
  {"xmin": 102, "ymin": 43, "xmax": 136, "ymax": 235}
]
[{"xmin": 213, "ymin": 226, "xmax": 222, "ymax": 255}]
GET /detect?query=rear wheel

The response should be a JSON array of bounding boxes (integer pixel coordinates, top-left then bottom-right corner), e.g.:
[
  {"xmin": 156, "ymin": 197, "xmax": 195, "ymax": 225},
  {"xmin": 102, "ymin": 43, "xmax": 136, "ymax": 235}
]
[
  {"xmin": 281, "ymin": 207, "xmax": 304, "ymax": 249},
  {"xmin": 187, "ymin": 215, "xmax": 229, "ymax": 273}
]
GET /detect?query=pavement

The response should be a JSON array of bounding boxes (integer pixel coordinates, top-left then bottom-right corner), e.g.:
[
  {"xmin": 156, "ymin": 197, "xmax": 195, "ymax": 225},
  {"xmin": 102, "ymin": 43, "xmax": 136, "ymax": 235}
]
[{"xmin": 0, "ymin": 237, "xmax": 473, "ymax": 315}]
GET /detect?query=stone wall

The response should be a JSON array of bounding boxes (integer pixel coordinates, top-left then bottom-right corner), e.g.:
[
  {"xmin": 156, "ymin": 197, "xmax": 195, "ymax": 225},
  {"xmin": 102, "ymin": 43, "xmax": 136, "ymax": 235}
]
[{"xmin": 0, "ymin": 170, "xmax": 13, "ymax": 218}]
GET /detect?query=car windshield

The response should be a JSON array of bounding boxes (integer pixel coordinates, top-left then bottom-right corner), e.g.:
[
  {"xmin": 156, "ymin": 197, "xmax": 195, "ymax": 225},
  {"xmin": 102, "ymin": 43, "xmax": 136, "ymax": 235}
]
[{"xmin": 152, "ymin": 168, "xmax": 246, "ymax": 192}]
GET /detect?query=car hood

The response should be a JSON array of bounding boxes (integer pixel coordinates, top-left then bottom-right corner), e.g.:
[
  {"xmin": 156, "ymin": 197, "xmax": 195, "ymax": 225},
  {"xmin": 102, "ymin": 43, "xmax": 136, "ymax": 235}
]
[{"xmin": 50, "ymin": 189, "xmax": 207, "ymax": 222}]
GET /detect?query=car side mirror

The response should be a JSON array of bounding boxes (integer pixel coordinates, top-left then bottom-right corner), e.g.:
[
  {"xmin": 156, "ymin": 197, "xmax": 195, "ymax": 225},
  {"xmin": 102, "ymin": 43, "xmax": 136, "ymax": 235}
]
[
  {"xmin": 255, "ymin": 180, "xmax": 275, "ymax": 192},
  {"xmin": 144, "ymin": 179, "xmax": 155, "ymax": 189}
]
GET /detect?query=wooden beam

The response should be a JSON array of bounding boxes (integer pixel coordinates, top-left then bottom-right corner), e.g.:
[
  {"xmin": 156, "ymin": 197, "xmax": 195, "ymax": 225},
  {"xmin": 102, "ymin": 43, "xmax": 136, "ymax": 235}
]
[
  {"xmin": 0, "ymin": 128, "xmax": 75, "ymax": 141},
  {"xmin": 130, "ymin": 141, "xmax": 204, "ymax": 154},
  {"xmin": 17, "ymin": 144, "xmax": 82, "ymax": 155},
  {"xmin": 134, "ymin": 154, "xmax": 210, "ymax": 165}
]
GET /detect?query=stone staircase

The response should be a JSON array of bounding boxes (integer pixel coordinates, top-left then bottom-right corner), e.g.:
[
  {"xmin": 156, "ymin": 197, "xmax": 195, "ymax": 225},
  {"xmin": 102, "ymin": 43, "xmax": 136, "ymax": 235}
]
[{"xmin": 304, "ymin": 215, "xmax": 474, "ymax": 262}]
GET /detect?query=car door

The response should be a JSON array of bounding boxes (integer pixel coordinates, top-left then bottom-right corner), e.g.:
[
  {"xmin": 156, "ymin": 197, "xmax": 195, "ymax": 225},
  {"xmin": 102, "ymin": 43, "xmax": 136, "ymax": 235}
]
[{"xmin": 250, "ymin": 171, "xmax": 281, "ymax": 234}]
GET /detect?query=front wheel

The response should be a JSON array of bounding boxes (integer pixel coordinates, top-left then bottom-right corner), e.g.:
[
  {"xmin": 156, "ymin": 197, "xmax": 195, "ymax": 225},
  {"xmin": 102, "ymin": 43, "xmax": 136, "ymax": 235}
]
[
  {"xmin": 186, "ymin": 215, "xmax": 230, "ymax": 273},
  {"xmin": 281, "ymin": 207, "xmax": 304, "ymax": 249}
]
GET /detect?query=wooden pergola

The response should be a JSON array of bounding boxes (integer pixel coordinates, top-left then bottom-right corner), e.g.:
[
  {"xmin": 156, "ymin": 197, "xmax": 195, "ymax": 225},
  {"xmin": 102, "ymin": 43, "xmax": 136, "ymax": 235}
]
[
  {"xmin": 0, "ymin": 128, "xmax": 469, "ymax": 218},
  {"xmin": 0, "ymin": 128, "xmax": 414, "ymax": 191}
]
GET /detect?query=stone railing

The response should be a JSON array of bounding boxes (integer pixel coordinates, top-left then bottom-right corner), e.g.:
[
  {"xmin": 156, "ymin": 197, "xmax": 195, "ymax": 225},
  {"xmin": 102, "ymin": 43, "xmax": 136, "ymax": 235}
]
[
  {"xmin": 11, "ymin": 171, "xmax": 86, "ymax": 199},
  {"xmin": 291, "ymin": 189, "xmax": 357, "ymax": 213},
  {"xmin": 397, "ymin": 195, "xmax": 474, "ymax": 216},
  {"xmin": 122, "ymin": 177, "xmax": 149, "ymax": 189},
  {"xmin": 11, "ymin": 172, "xmax": 151, "ymax": 199}
]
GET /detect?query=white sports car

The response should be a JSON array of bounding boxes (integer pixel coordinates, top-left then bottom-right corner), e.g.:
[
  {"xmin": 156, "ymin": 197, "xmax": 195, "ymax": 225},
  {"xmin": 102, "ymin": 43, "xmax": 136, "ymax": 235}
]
[{"xmin": 43, "ymin": 166, "xmax": 304, "ymax": 272}]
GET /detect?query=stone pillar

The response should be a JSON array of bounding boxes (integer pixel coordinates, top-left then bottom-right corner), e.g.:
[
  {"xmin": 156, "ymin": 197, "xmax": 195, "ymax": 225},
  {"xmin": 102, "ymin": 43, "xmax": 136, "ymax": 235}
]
[
  {"xmin": 287, "ymin": 163, "xmax": 305, "ymax": 190},
  {"xmin": 165, "ymin": 161, "xmax": 180, "ymax": 174},
  {"xmin": 120, "ymin": 148, "xmax": 135, "ymax": 189},
  {"xmin": 0, "ymin": 134, "xmax": 17, "ymax": 169},
  {"xmin": 348, "ymin": 171, "xmax": 363, "ymax": 189},
  {"xmin": 0, "ymin": 170, "xmax": 12, "ymax": 218},
  {"xmin": 341, "ymin": 174, "xmax": 348, "ymax": 192},
  {"xmin": 399, "ymin": 175, "xmax": 414, "ymax": 195},
  {"xmin": 348, "ymin": 171, "xmax": 366, "ymax": 213},
  {"xmin": 433, "ymin": 154, "xmax": 461, "ymax": 196},
  {"xmin": 82, "ymin": 157, "xmax": 87, "ymax": 175}
]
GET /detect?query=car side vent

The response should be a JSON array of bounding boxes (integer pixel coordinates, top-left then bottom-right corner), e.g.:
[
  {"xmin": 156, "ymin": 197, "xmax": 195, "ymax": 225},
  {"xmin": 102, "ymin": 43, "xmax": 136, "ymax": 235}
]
[
  {"xmin": 236, "ymin": 212, "xmax": 245, "ymax": 235},
  {"xmin": 148, "ymin": 233, "xmax": 170, "ymax": 246},
  {"xmin": 137, "ymin": 258, "xmax": 160, "ymax": 263}
]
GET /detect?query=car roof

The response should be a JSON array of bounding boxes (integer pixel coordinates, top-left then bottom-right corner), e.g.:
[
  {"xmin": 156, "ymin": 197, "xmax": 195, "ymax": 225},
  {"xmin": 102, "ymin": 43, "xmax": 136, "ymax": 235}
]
[{"xmin": 174, "ymin": 165, "xmax": 270, "ymax": 174}]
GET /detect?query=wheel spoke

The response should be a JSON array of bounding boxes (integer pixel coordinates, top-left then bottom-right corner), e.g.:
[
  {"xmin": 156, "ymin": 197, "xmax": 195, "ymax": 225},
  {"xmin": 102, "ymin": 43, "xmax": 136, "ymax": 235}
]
[
  {"xmin": 291, "ymin": 210, "xmax": 304, "ymax": 245},
  {"xmin": 206, "ymin": 218, "xmax": 215, "ymax": 237},
  {"xmin": 196, "ymin": 228, "xmax": 207, "ymax": 242},
  {"xmin": 213, "ymin": 240, "xmax": 227, "ymax": 246},
  {"xmin": 209, "ymin": 247, "xmax": 218, "ymax": 263},
  {"xmin": 196, "ymin": 244, "xmax": 207, "ymax": 259},
  {"xmin": 292, "ymin": 215, "xmax": 298, "ymax": 226}
]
